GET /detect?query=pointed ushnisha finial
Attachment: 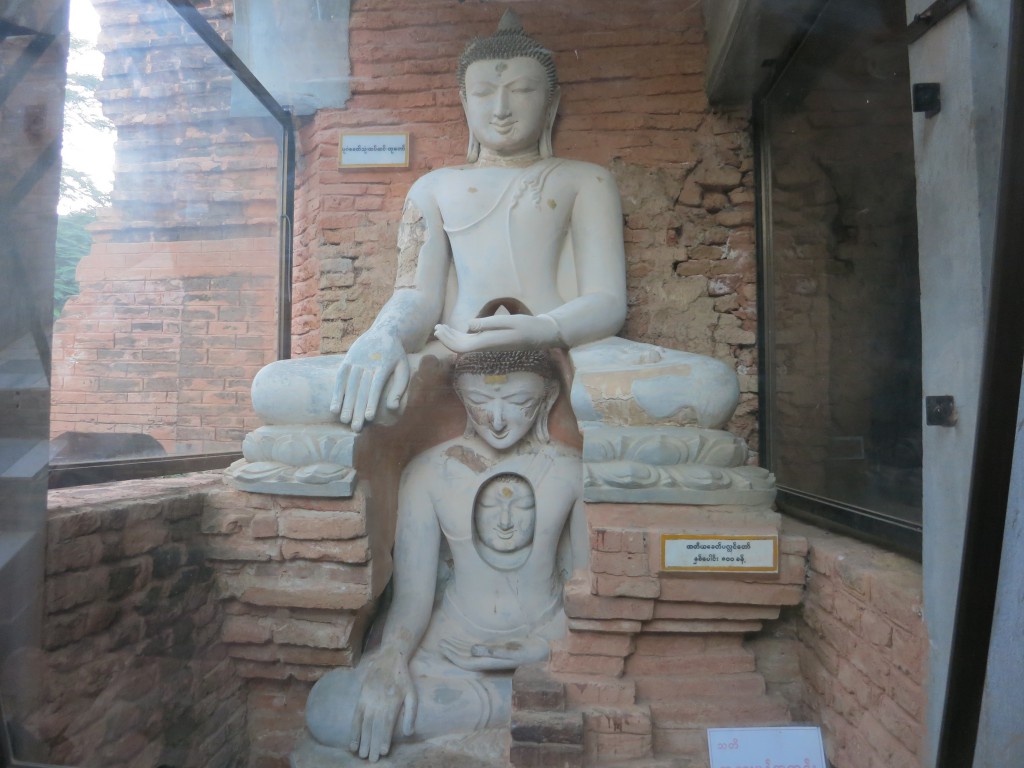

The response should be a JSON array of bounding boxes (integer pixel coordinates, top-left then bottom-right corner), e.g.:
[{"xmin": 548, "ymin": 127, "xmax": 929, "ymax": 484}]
[{"xmin": 497, "ymin": 9, "xmax": 524, "ymax": 33}]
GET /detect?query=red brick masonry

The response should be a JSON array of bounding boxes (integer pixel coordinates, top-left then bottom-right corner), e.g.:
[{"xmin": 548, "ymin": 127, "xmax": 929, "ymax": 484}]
[{"xmin": 18, "ymin": 475, "xmax": 925, "ymax": 768}]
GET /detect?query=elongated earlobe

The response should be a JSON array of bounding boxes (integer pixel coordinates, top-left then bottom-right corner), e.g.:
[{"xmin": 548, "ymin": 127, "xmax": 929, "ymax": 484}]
[
  {"xmin": 462, "ymin": 96, "xmax": 481, "ymax": 163},
  {"xmin": 531, "ymin": 384, "xmax": 559, "ymax": 443},
  {"xmin": 540, "ymin": 88, "xmax": 561, "ymax": 159}
]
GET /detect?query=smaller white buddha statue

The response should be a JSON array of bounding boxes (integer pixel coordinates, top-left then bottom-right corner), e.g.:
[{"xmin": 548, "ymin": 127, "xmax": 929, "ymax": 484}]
[{"xmin": 303, "ymin": 349, "xmax": 585, "ymax": 762}]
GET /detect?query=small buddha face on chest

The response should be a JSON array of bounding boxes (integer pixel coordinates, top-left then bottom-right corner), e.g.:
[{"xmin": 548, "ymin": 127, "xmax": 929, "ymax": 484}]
[
  {"xmin": 474, "ymin": 473, "xmax": 537, "ymax": 554},
  {"xmin": 463, "ymin": 56, "xmax": 550, "ymax": 157}
]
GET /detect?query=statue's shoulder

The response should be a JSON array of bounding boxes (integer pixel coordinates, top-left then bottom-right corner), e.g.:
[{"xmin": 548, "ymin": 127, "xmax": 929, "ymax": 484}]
[
  {"xmin": 408, "ymin": 166, "xmax": 464, "ymax": 192},
  {"xmin": 549, "ymin": 158, "xmax": 615, "ymax": 183},
  {"xmin": 544, "ymin": 159, "xmax": 618, "ymax": 199},
  {"xmin": 543, "ymin": 440, "xmax": 583, "ymax": 463}
]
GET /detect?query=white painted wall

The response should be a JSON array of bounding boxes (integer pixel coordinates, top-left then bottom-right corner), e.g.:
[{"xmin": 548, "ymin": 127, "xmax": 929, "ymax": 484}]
[{"xmin": 905, "ymin": 0, "xmax": 1010, "ymax": 761}]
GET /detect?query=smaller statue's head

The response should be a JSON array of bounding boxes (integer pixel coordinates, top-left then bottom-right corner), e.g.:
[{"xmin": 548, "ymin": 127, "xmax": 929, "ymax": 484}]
[
  {"xmin": 457, "ymin": 10, "xmax": 560, "ymax": 162},
  {"xmin": 453, "ymin": 348, "xmax": 559, "ymax": 450}
]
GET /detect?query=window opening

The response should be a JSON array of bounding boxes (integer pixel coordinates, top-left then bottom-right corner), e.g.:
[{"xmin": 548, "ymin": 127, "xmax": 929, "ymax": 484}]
[
  {"xmin": 756, "ymin": 0, "xmax": 923, "ymax": 555},
  {"xmin": 47, "ymin": 0, "xmax": 295, "ymax": 489}
]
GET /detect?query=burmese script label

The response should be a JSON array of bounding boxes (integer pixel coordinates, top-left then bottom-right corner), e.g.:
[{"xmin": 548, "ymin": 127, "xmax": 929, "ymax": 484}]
[
  {"xmin": 338, "ymin": 133, "xmax": 410, "ymax": 168},
  {"xmin": 706, "ymin": 726, "xmax": 826, "ymax": 768},
  {"xmin": 662, "ymin": 534, "xmax": 778, "ymax": 573}
]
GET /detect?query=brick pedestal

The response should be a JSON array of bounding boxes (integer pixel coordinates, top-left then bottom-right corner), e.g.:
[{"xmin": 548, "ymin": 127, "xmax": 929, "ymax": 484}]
[{"xmin": 511, "ymin": 502, "xmax": 807, "ymax": 768}]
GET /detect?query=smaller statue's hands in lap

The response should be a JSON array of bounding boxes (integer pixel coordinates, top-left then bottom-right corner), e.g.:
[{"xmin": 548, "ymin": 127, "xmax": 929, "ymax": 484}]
[
  {"xmin": 438, "ymin": 636, "xmax": 550, "ymax": 671},
  {"xmin": 434, "ymin": 314, "xmax": 561, "ymax": 354},
  {"xmin": 349, "ymin": 648, "xmax": 417, "ymax": 762},
  {"xmin": 331, "ymin": 330, "xmax": 411, "ymax": 431}
]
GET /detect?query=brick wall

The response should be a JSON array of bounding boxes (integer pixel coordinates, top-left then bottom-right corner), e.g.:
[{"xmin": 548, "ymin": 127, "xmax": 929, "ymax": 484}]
[
  {"xmin": 3, "ymin": 474, "xmax": 247, "ymax": 767},
  {"xmin": 9, "ymin": 474, "xmax": 378, "ymax": 768},
  {"xmin": 295, "ymin": 0, "xmax": 760, "ymax": 447},
  {"xmin": 750, "ymin": 520, "xmax": 927, "ymax": 768},
  {"xmin": 19, "ymin": 475, "xmax": 927, "ymax": 768},
  {"xmin": 200, "ymin": 482, "xmax": 383, "ymax": 764},
  {"xmin": 509, "ymin": 502, "xmax": 807, "ymax": 768},
  {"xmin": 51, "ymin": 238, "xmax": 277, "ymax": 452}
]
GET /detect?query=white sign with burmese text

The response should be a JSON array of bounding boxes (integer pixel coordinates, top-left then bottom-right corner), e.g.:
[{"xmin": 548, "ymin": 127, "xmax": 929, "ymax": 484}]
[
  {"xmin": 662, "ymin": 534, "xmax": 778, "ymax": 573},
  {"xmin": 707, "ymin": 726, "xmax": 826, "ymax": 768},
  {"xmin": 338, "ymin": 133, "xmax": 410, "ymax": 168}
]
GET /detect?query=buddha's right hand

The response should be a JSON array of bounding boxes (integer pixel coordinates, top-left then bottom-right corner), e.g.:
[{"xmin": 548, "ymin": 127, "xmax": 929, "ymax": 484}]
[
  {"xmin": 349, "ymin": 649, "xmax": 417, "ymax": 762},
  {"xmin": 331, "ymin": 330, "xmax": 410, "ymax": 431}
]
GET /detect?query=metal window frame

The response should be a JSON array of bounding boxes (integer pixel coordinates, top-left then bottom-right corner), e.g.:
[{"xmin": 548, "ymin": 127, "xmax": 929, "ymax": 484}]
[{"xmin": 47, "ymin": 0, "xmax": 296, "ymax": 489}]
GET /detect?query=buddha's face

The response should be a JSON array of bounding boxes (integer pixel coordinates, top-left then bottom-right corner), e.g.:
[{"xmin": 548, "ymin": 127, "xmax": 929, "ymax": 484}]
[
  {"xmin": 474, "ymin": 475, "xmax": 536, "ymax": 553},
  {"xmin": 463, "ymin": 56, "xmax": 550, "ymax": 156},
  {"xmin": 456, "ymin": 370, "xmax": 547, "ymax": 450}
]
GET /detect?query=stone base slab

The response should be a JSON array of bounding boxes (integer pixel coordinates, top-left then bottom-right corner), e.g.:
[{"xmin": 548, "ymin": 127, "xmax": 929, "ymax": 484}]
[
  {"xmin": 224, "ymin": 458, "xmax": 357, "ymax": 497},
  {"xmin": 291, "ymin": 729, "xmax": 509, "ymax": 768},
  {"xmin": 579, "ymin": 425, "xmax": 776, "ymax": 507},
  {"xmin": 226, "ymin": 425, "xmax": 359, "ymax": 497}
]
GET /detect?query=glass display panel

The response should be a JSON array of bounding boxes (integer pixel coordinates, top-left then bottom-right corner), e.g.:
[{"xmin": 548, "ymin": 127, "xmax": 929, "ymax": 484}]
[
  {"xmin": 49, "ymin": 0, "xmax": 282, "ymax": 468},
  {"xmin": 761, "ymin": 0, "xmax": 922, "ymax": 528}
]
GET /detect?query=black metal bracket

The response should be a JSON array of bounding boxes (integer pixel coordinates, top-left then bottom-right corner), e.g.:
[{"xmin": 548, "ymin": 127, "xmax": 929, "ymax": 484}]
[
  {"xmin": 925, "ymin": 395, "xmax": 958, "ymax": 426},
  {"xmin": 913, "ymin": 82, "xmax": 942, "ymax": 118},
  {"xmin": 908, "ymin": 0, "xmax": 968, "ymax": 44}
]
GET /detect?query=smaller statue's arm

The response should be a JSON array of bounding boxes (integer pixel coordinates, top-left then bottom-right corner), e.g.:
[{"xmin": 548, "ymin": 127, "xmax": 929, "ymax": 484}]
[
  {"xmin": 349, "ymin": 462, "xmax": 440, "ymax": 760},
  {"xmin": 381, "ymin": 463, "xmax": 442, "ymax": 656},
  {"xmin": 543, "ymin": 169, "xmax": 629, "ymax": 346}
]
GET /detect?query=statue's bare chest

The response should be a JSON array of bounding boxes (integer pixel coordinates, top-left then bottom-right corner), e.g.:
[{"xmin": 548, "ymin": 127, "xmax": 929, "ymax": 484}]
[
  {"xmin": 434, "ymin": 165, "xmax": 576, "ymax": 241},
  {"xmin": 434, "ymin": 448, "xmax": 579, "ymax": 544}
]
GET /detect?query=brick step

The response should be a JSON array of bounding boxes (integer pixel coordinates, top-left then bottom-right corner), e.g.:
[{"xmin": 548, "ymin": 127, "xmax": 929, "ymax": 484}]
[
  {"xmin": 514, "ymin": 662, "xmax": 567, "ymax": 711},
  {"xmin": 564, "ymin": 575, "xmax": 654, "ymax": 622},
  {"xmin": 625, "ymin": 647, "xmax": 755, "ymax": 677},
  {"xmin": 592, "ymin": 758, "xmax": 702, "ymax": 768},
  {"xmin": 648, "ymin": 693, "xmax": 791, "ymax": 729},
  {"xmin": 634, "ymin": 672, "xmax": 766, "ymax": 701},
  {"xmin": 512, "ymin": 709, "xmax": 585, "ymax": 745},
  {"xmin": 651, "ymin": 727, "xmax": 708, "ymax": 761},
  {"xmin": 558, "ymin": 674, "xmax": 637, "ymax": 707},
  {"xmin": 584, "ymin": 705, "xmax": 653, "ymax": 736}
]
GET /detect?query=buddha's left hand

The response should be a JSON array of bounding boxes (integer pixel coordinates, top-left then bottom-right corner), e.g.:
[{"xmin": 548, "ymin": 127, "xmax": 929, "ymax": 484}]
[
  {"xmin": 438, "ymin": 636, "xmax": 549, "ymax": 671},
  {"xmin": 434, "ymin": 314, "xmax": 561, "ymax": 353}
]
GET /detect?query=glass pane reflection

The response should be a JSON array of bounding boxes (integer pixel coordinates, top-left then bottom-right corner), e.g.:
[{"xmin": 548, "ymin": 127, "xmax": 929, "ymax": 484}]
[
  {"xmin": 49, "ymin": 0, "xmax": 282, "ymax": 466},
  {"xmin": 763, "ymin": 0, "xmax": 922, "ymax": 524}
]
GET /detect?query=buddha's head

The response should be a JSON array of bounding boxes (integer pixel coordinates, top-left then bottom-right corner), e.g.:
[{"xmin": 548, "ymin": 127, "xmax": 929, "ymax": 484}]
[
  {"xmin": 454, "ymin": 348, "xmax": 559, "ymax": 449},
  {"xmin": 457, "ymin": 10, "xmax": 560, "ymax": 162}
]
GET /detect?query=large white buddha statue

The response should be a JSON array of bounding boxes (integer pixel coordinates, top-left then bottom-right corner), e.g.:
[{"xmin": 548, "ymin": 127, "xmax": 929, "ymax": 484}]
[
  {"xmin": 239, "ymin": 10, "xmax": 736, "ymax": 458},
  {"xmin": 229, "ymin": 11, "xmax": 766, "ymax": 505}
]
